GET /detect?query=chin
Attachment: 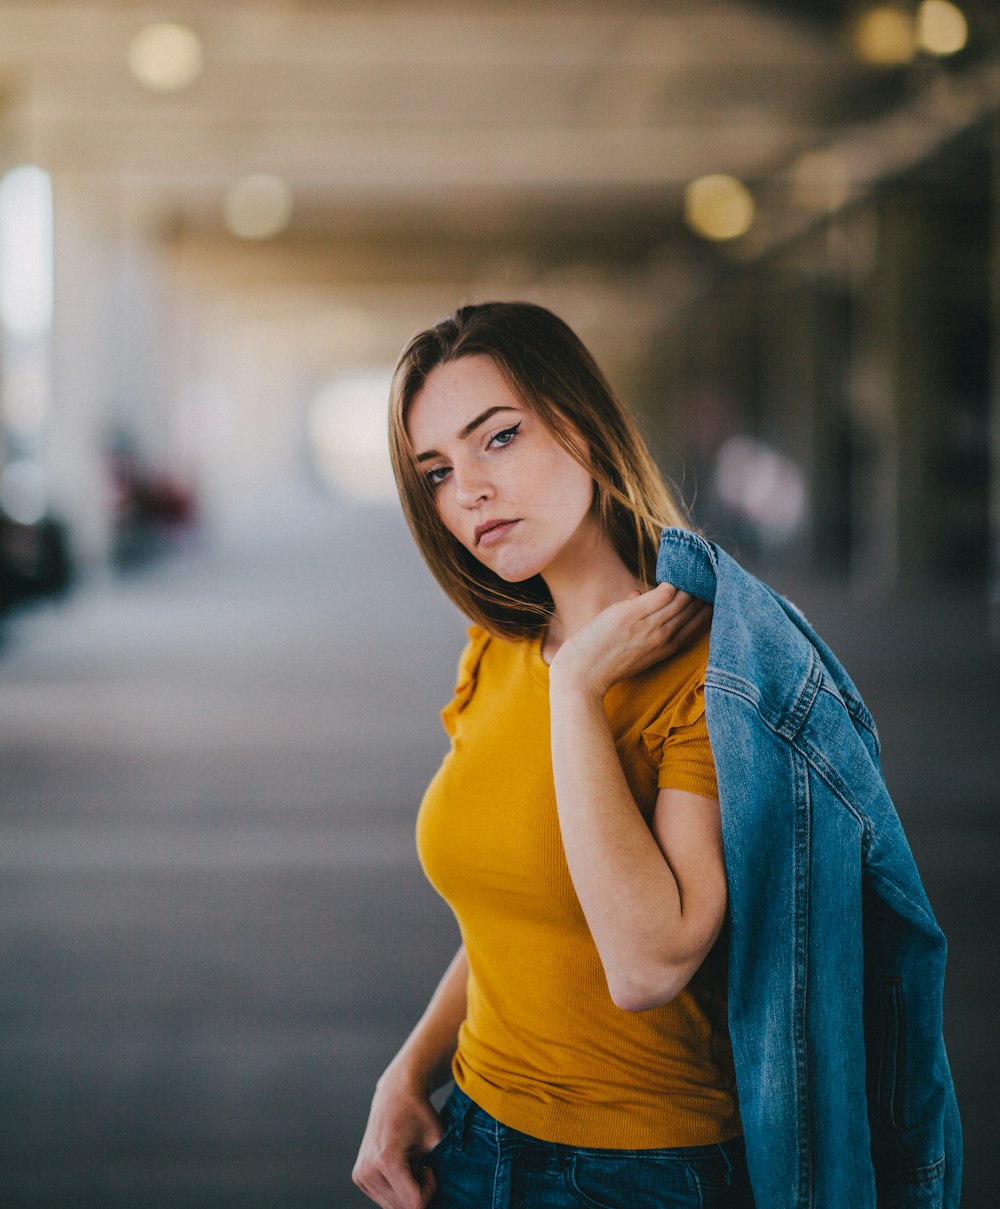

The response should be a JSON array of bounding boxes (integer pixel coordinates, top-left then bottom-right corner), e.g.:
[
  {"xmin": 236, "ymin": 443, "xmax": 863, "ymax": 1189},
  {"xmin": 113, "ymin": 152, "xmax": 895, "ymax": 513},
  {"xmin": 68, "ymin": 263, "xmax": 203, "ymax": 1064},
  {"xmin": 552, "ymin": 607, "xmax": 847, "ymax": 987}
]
[
  {"xmin": 483, "ymin": 556, "xmax": 548, "ymax": 585},
  {"xmin": 473, "ymin": 538, "xmax": 557, "ymax": 584},
  {"xmin": 489, "ymin": 566, "xmax": 540, "ymax": 584}
]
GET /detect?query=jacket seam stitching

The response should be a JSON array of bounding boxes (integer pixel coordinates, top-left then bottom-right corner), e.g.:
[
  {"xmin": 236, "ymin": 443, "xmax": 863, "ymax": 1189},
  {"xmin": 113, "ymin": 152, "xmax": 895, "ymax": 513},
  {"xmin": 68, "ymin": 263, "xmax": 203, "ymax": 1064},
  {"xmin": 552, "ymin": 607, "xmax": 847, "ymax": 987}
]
[
  {"xmin": 702, "ymin": 687, "xmax": 877, "ymax": 849},
  {"xmin": 706, "ymin": 675, "xmax": 841, "ymax": 765},
  {"xmin": 704, "ymin": 671, "xmax": 759, "ymax": 701},
  {"xmin": 708, "ymin": 664, "xmax": 879, "ymax": 753},
  {"xmin": 863, "ymin": 865, "xmax": 940, "ymax": 931},
  {"xmin": 792, "ymin": 747, "xmax": 813, "ymax": 1205},
  {"xmin": 664, "ymin": 526, "xmax": 718, "ymax": 568},
  {"xmin": 880, "ymin": 1154, "xmax": 946, "ymax": 1183},
  {"xmin": 778, "ymin": 649, "xmax": 822, "ymax": 742},
  {"xmin": 795, "ymin": 742, "xmax": 871, "ymax": 834},
  {"xmin": 705, "ymin": 672, "xmax": 818, "ymax": 736},
  {"xmin": 703, "ymin": 681, "xmax": 875, "ymax": 850},
  {"xmin": 799, "ymin": 748, "xmax": 941, "ymax": 929},
  {"xmin": 703, "ymin": 682, "xmax": 876, "ymax": 851}
]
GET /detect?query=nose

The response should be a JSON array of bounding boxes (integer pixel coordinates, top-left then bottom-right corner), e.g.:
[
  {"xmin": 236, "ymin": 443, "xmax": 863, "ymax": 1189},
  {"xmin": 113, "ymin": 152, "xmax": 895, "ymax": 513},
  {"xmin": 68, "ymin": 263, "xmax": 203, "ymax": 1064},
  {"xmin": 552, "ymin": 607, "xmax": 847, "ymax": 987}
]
[{"xmin": 453, "ymin": 464, "xmax": 494, "ymax": 508}]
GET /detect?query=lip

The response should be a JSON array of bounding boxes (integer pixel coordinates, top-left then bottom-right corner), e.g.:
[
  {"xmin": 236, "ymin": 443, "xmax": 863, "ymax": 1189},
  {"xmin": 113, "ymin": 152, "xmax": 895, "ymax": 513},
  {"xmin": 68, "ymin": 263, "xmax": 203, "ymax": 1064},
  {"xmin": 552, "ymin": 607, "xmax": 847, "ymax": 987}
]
[{"xmin": 474, "ymin": 519, "xmax": 519, "ymax": 547}]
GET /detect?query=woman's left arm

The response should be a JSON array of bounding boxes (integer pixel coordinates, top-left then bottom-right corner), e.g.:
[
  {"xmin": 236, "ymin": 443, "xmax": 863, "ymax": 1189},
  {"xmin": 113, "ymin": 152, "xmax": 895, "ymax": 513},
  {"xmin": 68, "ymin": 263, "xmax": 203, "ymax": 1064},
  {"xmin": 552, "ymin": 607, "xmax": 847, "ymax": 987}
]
[{"xmin": 548, "ymin": 584, "xmax": 727, "ymax": 1013}]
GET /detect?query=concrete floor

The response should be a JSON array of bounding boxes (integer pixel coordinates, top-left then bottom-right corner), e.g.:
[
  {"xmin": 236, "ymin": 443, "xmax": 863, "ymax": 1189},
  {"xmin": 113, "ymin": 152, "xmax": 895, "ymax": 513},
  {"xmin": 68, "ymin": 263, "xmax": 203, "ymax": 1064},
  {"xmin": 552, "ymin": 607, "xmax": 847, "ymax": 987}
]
[{"xmin": 0, "ymin": 491, "xmax": 996, "ymax": 1208}]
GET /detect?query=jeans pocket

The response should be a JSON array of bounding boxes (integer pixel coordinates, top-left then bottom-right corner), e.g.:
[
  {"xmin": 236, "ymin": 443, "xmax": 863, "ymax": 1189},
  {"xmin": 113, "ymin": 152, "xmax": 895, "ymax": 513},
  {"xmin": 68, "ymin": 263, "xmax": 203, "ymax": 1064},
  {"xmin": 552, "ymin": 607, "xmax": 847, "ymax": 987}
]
[
  {"xmin": 420, "ymin": 1104, "xmax": 458, "ymax": 1167},
  {"xmin": 684, "ymin": 1139, "xmax": 754, "ymax": 1208},
  {"xmin": 568, "ymin": 1151, "xmax": 699, "ymax": 1209}
]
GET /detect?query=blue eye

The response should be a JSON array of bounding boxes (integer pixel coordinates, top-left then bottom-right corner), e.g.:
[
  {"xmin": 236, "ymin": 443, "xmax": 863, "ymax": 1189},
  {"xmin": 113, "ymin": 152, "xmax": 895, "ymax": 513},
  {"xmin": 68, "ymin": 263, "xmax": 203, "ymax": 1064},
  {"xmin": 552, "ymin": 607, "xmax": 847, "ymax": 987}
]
[
  {"xmin": 426, "ymin": 466, "xmax": 450, "ymax": 488},
  {"xmin": 489, "ymin": 423, "xmax": 520, "ymax": 448}
]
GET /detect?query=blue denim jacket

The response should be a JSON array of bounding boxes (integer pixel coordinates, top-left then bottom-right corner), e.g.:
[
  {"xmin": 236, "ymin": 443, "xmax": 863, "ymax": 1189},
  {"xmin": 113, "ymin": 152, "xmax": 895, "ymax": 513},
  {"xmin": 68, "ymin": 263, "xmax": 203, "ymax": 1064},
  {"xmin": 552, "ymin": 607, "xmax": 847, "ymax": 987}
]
[{"xmin": 656, "ymin": 528, "xmax": 961, "ymax": 1209}]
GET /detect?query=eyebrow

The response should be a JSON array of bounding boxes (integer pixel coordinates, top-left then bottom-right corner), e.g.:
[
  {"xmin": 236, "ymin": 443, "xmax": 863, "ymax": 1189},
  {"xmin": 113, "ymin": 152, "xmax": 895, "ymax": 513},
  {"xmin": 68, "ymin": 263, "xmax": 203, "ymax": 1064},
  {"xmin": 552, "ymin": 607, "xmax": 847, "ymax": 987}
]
[{"xmin": 414, "ymin": 405, "xmax": 519, "ymax": 463}]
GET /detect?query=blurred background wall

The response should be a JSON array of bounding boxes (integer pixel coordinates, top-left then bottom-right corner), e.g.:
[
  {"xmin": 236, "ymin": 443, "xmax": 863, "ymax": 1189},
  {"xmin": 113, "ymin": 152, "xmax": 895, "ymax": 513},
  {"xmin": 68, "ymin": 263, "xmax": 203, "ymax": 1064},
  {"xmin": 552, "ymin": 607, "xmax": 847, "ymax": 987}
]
[
  {"xmin": 0, "ymin": 2, "xmax": 997, "ymax": 1207},
  {"xmin": 0, "ymin": 0, "xmax": 996, "ymax": 595}
]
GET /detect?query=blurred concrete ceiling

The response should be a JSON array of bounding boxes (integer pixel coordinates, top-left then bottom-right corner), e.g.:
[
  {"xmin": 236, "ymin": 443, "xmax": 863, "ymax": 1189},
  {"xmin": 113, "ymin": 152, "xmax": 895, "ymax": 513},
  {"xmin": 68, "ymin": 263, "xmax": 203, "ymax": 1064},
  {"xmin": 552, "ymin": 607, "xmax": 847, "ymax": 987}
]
[{"xmin": 0, "ymin": 0, "xmax": 997, "ymax": 264}]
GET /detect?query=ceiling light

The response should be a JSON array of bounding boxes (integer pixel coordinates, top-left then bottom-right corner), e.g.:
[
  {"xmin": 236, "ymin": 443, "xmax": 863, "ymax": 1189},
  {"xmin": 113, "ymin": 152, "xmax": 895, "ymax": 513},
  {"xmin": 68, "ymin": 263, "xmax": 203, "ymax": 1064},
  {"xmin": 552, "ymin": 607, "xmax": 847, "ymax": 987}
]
[
  {"xmin": 915, "ymin": 1, "xmax": 968, "ymax": 56},
  {"xmin": 683, "ymin": 175, "xmax": 755, "ymax": 242},
  {"xmin": 852, "ymin": 6, "xmax": 916, "ymax": 66},
  {"xmin": 128, "ymin": 22, "xmax": 204, "ymax": 92},
  {"xmin": 222, "ymin": 175, "xmax": 294, "ymax": 241}
]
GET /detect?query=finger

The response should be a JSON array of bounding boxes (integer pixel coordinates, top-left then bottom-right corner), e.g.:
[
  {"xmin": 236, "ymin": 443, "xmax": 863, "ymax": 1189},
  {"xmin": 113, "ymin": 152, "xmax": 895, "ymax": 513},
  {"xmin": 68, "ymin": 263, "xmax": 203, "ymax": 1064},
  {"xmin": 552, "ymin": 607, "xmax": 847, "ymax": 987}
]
[
  {"xmin": 364, "ymin": 1160, "xmax": 424, "ymax": 1209},
  {"xmin": 645, "ymin": 598, "xmax": 704, "ymax": 645},
  {"xmin": 628, "ymin": 581, "xmax": 676, "ymax": 616},
  {"xmin": 418, "ymin": 1165, "xmax": 438, "ymax": 1207},
  {"xmin": 650, "ymin": 596, "xmax": 701, "ymax": 634},
  {"xmin": 353, "ymin": 1166, "xmax": 400, "ymax": 1209},
  {"xmin": 396, "ymin": 1161, "xmax": 430, "ymax": 1209},
  {"xmin": 652, "ymin": 579, "xmax": 679, "ymax": 600},
  {"xmin": 678, "ymin": 598, "xmax": 708, "ymax": 628},
  {"xmin": 649, "ymin": 586, "xmax": 697, "ymax": 622},
  {"xmin": 660, "ymin": 606, "xmax": 711, "ymax": 656},
  {"xmin": 661, "ymin": 597, "xmax": 708, "ymax": 630}
]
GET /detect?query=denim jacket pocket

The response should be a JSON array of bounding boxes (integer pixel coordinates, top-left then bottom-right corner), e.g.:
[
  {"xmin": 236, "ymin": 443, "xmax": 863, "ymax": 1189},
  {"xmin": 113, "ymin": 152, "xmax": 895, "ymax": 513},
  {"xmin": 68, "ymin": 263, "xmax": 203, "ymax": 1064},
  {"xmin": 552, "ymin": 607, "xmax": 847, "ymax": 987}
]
[{"xmin": 877, "ymin": 976, "xmax": 905, "ymax": 1131}]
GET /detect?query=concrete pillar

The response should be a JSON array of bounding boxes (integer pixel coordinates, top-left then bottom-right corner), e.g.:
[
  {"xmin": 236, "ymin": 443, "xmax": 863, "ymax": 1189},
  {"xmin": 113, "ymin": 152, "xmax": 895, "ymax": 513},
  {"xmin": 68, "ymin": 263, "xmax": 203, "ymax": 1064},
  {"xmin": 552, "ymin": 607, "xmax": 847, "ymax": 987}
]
[
  {"xmin": 159, "ymin": 249, "xmax": 314, "ymax": 534},
  {"xmin": 758, "ymin": 275, "xmax": 853, "ymax": 576},
  {"xmin": 885, "ymin": 196, "xmax": 944, "ymax": 583},
  {"xmin": 47, "ymin": 176, "xmax": 122, "ymax": 568},
  {"xmin": 47, "ymin": 175, "xmax": 175, "ymax": 571},
  {"xmin": 845, "ymin": 192, "xmax": 945, "ymax": 590},
  {"xmin": 877, "ymin": 164, "xmax": 991, "ymax": 592},
  {"xmin": 991, "ymin": 128, "xmax": 1000, "ymax": 634}
]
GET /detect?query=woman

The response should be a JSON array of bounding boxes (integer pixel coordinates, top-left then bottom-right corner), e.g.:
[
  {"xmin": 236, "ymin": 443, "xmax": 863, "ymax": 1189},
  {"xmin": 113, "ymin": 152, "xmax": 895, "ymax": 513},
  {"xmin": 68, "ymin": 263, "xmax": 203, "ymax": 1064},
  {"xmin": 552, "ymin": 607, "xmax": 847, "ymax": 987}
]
[{"xmin": 353, "ymin": 302, "xmax": 752, "ymax": 1209}]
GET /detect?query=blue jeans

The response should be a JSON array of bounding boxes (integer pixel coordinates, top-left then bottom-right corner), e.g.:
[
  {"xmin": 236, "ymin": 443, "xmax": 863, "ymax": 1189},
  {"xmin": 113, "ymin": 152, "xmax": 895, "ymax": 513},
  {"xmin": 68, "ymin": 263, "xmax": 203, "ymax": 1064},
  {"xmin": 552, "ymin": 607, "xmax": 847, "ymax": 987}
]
[{"xmin": 424, "ymin": 1086, "xmax": 754, "ymax": 1209}]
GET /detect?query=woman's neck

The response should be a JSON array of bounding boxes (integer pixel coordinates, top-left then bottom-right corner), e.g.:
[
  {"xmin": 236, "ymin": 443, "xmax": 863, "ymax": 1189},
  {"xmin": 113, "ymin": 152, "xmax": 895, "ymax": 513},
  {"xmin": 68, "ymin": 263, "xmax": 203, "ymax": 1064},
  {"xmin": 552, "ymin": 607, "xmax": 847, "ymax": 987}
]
[{"xmin": 541, "ymin": 522, "xmax": 644, "ymax": 660}]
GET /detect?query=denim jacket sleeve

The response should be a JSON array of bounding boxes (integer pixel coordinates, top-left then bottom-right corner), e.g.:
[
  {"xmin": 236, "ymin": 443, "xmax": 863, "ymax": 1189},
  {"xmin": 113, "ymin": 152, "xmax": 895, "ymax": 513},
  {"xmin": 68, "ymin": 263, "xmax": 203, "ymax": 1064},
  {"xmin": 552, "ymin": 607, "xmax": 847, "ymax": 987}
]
[{"xmin": 656, "ymin": 528, "xmax": 962, "ymax": 1209}]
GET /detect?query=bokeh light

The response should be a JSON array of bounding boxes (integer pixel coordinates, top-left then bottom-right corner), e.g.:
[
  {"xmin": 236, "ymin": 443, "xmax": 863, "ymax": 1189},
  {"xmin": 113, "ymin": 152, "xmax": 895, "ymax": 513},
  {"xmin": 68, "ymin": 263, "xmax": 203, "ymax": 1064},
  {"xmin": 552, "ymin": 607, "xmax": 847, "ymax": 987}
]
[
  {"xmin": 0, "ymin": 165, "xmax": 53, "ymax": 341},
  {"xmin": 713, "ymin": 435, "xmax": 806, "ymax": 541},
  {"xmin": 307, "ymin": 372, "xmax": 396, "ymax": 504},
  {"xmin": 915, "ymin": 0, "xmax": 968, "ymax": 56},
  {"xmin": 683, "ymin": 174, "xmax": 755, "ymax": 242},
  {"xmin": 222, "ymin": 175, "xmax": 294, "ymax": 240},
  {"xmin": 852, "ymin": 6, "xmax": 916, "ymax": 66},
  {"xmin": 128, "ymin": 22, "xmax": 204, "ymax": 92}
]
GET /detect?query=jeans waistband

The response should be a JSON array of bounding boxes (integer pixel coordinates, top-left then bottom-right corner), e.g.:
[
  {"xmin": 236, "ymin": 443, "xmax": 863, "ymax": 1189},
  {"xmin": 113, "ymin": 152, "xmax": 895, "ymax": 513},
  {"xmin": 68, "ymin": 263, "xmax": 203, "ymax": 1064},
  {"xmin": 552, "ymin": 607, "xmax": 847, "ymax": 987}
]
[{"xmin": 444, "ymin": 1084, "xmax": 745, "ymax": 1164}]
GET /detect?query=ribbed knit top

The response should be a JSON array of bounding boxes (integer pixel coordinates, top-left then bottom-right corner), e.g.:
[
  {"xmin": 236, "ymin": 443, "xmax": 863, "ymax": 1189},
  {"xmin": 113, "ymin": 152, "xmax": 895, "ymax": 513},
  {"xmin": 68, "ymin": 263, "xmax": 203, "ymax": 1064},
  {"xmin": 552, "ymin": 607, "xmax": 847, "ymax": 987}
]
[{"xmin": 416, "ymin": 626, "xmax": 741, "ymax": 1149}]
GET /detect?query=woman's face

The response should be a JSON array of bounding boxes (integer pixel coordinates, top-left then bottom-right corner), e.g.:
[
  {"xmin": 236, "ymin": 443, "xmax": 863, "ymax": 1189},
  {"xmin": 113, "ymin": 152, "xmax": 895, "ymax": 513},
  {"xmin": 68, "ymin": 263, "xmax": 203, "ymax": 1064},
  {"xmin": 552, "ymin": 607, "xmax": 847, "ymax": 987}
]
[{"xmin": 407, "ymin": 354, "xmax": 598, "ymax": 584}]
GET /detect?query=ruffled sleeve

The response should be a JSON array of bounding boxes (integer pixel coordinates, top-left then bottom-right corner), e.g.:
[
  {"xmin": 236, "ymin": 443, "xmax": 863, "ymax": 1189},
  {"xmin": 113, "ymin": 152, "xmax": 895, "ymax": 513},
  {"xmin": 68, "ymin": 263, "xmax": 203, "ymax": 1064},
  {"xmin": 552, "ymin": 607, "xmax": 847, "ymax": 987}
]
[
  {"xmin": 440, "ymin": 625, "xmax": 492, "ymax": 737},
  {"xmin": 641, "ymin": 680, "xmax": 718, "ymax": 798}
]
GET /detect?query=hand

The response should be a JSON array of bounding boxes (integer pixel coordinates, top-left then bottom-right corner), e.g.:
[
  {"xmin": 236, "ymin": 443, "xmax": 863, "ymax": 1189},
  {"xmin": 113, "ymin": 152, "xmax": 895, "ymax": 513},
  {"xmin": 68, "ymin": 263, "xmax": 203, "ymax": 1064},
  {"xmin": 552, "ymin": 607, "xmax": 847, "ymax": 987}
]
[
  {"xmin": 352, "ymin": 1071, "xmax": 444, "ymax": 1209},
  {"xmin": 549, "ymin": 582, "xmax": 710, "ymax": 699}
]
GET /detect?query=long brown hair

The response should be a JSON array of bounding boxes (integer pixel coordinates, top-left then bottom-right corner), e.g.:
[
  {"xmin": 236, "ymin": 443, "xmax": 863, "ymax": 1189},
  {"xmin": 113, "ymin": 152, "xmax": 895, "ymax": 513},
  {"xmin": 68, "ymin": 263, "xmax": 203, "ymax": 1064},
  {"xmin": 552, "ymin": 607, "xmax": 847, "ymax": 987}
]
[{"xmin": 389, "ymin": 301, "xmax": 689, "ymax": 641}]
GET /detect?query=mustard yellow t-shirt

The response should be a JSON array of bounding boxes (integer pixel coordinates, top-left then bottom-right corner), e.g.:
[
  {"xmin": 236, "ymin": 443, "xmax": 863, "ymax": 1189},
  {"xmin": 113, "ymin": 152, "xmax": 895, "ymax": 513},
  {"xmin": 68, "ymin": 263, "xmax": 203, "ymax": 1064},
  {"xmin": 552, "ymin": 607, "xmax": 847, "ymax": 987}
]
[{"xmin": 416, "ymin": 625, "xmax": 740, "ymax": 1150}]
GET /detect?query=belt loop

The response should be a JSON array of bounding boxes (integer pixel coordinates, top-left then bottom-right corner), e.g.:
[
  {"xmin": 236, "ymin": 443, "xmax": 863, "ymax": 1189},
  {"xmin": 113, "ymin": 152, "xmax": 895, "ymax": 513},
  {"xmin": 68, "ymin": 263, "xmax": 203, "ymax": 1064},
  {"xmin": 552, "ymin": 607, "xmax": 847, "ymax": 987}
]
[
  {"xmin": 448, "ymin": 1084, "xmax": 472, "ymax": 1151},
  {"xmin": 717, "ymin": 1140, "xmax": 734, "ymax": 1186}
]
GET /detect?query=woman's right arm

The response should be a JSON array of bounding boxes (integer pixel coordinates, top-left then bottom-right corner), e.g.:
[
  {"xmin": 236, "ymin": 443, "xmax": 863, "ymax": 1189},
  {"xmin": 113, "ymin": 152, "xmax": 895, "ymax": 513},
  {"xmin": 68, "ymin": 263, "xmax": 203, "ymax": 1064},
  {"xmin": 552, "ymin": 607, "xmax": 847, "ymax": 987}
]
[{"xmin": 352, "ymin": 944, "xmax": 468, "ymax": 1209}]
